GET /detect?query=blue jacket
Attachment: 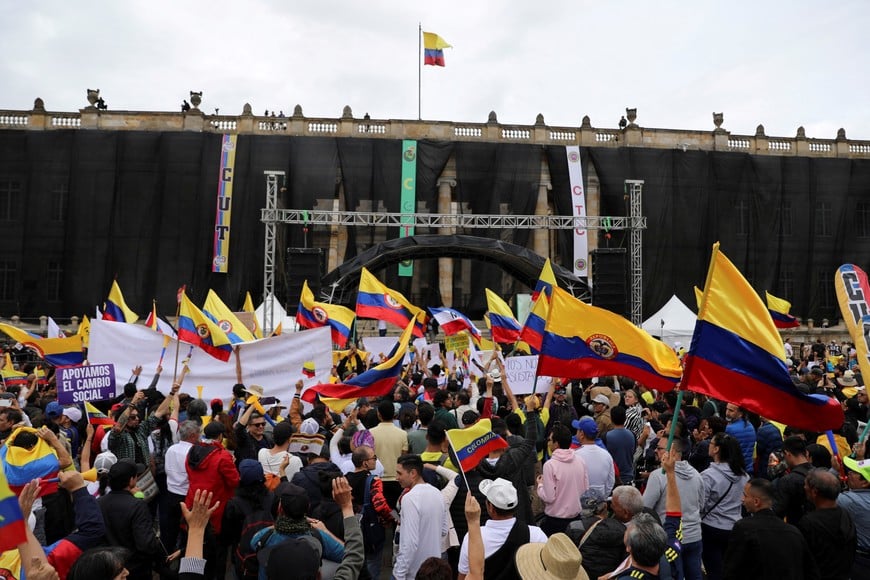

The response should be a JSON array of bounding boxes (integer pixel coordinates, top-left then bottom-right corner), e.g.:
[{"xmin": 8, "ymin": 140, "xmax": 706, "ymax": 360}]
[
  {"xmin": 755, "ymin": 422, "xmax": 783, "ymax": 477},
  {"xmin": 726, "ymin": 419, "xmax": 757, "ymax": 476}
]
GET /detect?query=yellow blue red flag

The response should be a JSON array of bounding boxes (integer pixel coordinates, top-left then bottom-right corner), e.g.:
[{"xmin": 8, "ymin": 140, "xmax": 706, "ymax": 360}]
[
  {"xmin": 485, "ymin": 289, "xmax": 521, "ymax": 344},
  {"xmin": 243, "ymin": 291, "xmax": 264, "ymax": 339},
  {"xmin": 0, "ymin": 461, "xmax": 25, "ymax": 552},
  {"xmin": 356, "ymin": 267, "xmax": 426, "ymax": 337},
  {"xmin": 532, "ymin": 259, "xmax": 557, "ymax": 302},
  {"xmin": 423, "ymin": 31, "xmax": 451, "ymax": 66},
  {"xmin": 684, "ymin": 244, "xmax": 843, "ymax": 432},
  {"xmin": 297, "ymin": 280, "xmax": 356, "ymax": 347},
  {"xmin": 103, "ymin": 280, "xmax": 138, "ymax": 323},
  {"xmin": 203, "ymin": 289, "xmax": 256, "ymax": 343},
  {"xmin": 0, "ymin": 323, "xmax": 84, "ymax": 367},
  {"xmin": 446, "ymin": 419, "xmax": 508, "ymax": 472},
  {"xmin": 178, "ymin": 292, "xmax": 233, "ymax": 362},
  {"xmin": 538, "ymin": 287, "xmax": 681, "ymax": 391},
  {"xmin": 765, "ymin": 291, "xmax": 800, "ymax": 329},
  {"xmin": 519, "ymin": 293, "xmax": 549, "ymax": 354}
]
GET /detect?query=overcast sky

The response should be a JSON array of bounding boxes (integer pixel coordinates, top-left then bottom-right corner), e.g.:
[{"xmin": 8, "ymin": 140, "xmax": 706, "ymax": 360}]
[{"xmin": 3, "ymin": 0, "xmax": 868, "ymax": 140}]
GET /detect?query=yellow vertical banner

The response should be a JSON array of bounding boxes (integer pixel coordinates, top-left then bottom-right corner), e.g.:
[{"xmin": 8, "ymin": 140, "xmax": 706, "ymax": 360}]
[{"xmin": 212, "ymin": 134, "xmax": 237, "ymax": 273}]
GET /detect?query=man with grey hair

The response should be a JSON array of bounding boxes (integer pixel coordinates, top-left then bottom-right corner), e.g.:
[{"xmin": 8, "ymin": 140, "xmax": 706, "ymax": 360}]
[
  {"xmin": 608, "ymin": 448, "xmax": 683, "ymax": 579},
  {"xmin": 611, "ymin": 485, "xmax": 647, "ymax": 524},
  {"xmin": 161, "ymin": 419, "xmax": 201, "ymax": 551},
  {"xmin": 798, "ymin": 468, "xmax": 856, "ymax": 578}
]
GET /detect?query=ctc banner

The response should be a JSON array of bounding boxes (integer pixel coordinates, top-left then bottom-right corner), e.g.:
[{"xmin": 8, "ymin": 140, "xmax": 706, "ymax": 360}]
[
  {"xmin": 566, "ymin": 145, "xmax": 588, "ymax": 278},
  {"xmin": 835, "ymin": 264, "xmax": 870, "ymax": 382},
  {"xmin": 212, "ymin": 134, "xmax": 237, "ymax": 273}
]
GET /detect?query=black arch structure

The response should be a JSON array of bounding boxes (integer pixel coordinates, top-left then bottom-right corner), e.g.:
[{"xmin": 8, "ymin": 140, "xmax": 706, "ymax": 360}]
[{"xmin": 320, "ymin": 234, "xmax": 589, "ymax": 304}]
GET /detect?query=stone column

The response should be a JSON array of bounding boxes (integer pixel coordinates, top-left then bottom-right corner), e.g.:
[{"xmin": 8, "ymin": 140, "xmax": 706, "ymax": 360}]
[
  {"xmin": 437, "ymin": 178, "xmax": 456, "ymax": 306},
  {"xmin": 533, "ymin": 181, "xmax": 552, "ymax": 256}
]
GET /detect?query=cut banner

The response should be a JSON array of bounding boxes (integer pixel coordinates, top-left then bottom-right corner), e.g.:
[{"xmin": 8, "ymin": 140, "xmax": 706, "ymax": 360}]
[{"xmin": 88, "ymin": 320, "xmax": 333, "ymax": 402}]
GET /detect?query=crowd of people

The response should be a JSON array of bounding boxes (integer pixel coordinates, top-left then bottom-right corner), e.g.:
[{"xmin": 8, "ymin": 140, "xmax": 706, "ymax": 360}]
[{"xmin": 0, "ymin": 335, "xmax": 868, "ymax": 580}]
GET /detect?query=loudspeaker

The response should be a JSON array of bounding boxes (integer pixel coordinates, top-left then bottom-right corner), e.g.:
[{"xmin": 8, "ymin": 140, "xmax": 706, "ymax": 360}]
[
  {"xmin": 591, "ymin": 248, "xmax": 628, "ymax": 317},
  {"xmin": 286, "ymin": 248, "xmax": 324, "ymax": 313}
]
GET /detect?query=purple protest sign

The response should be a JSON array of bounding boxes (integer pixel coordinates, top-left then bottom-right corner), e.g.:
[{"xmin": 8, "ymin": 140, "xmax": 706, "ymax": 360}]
[{"xmin": 57, "ymin": 364, "xmax": 116, "ymax": 404}]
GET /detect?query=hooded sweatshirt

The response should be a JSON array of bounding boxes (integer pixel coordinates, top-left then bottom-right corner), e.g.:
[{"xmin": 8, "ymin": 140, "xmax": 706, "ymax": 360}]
[
  {"xmin": 537, "ymin": 448, "xmax": 589, "ymax": 519},
  {"xmin": 642, "ymin": 460, "xmax": 705, "ymax": 543},
  {"xmin": 700, "ymin": 462, "xmax": 750, "ymax": 530},
  {"xmin": 186, "ymin": 441, "xmax": 240, "ymax": 533}
]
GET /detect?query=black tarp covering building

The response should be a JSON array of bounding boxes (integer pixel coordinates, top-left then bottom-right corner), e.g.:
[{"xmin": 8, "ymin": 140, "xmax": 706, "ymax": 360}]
[{"xmin": 1, "ymin": 129, "xmax": 868, "ymax": 321}]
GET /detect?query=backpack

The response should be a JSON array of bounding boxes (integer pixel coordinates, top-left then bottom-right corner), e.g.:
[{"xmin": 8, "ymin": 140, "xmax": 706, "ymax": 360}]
[
  {"xmin": 233, "ymin": 498, "xmax": 275, "ymax": 580},
  {"xmin": 360, "ymin": 474, "xmax": 386, "ymax": 554}
]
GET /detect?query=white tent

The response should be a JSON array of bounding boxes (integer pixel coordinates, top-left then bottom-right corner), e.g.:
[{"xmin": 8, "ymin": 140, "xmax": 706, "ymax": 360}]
[{"xmin": 642, "ymin": 295, "xmax": 697, "ymax": 348}]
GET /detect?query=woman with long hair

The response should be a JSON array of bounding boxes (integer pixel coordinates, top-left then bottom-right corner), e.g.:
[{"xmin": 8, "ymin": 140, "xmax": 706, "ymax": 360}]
[{"xmin": 699, "ymin": 433, "xmax": 750, "ymax": 580}]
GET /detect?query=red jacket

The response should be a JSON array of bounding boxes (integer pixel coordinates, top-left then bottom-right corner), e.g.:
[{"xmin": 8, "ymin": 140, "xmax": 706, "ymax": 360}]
[{"xmin": 185, "ymin": 441, "xmax": 239, "ymax": 533}]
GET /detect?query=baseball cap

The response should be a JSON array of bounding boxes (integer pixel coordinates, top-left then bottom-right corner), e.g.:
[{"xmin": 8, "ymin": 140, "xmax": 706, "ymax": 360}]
[
  {"xmin": 93, "ymin": 451, "xmax": 118, "ymax": 475},
  {"xmin": 479, "ymin": 477, "xmax": 518, "ymax": 510},
  {"xmin": 299, "ymin": 417, "xmax": 320, "ymax": 435},
  {"xmin": 203, "ymin": 421, "xmax": 226, "ymax": 439},
  {"xmin": 45, "ymin": 401, "xmax": 63, "ymax": 419},
  {"xmin": 63, "ymin": 407, "xmax": 83, "ymax": 423},
  {"xmin": 580, "ymin": 488, "xmax": 607, "ymax": 513},
  {"xmin": 591, "ymin": 394, "xmax": 610, "ymax": 406},
  {"xmin": 571, "ymin": 416, "xmax": 598, "ymax": 438},
  {"xmin": 843, "ymin": 456, "xmax": 870, "ymax": 483},
  {"xmin": 238, "ymin": 459, "xmax": 266, "ymax": 486},
  {"xmin": 488, "ymin": 368, "xmax": 502, "ymax": 382}
]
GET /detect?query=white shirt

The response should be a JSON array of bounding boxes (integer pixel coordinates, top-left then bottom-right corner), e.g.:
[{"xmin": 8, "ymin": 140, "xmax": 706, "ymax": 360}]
[
  {"xmin": 258, "ymin": 448, "xmax": 302, "ymax": 479},
  {"xmin": 575, "ymin": 443, "xmax": 616, "ymax": 498},
  {"xmin": 393, "ymin": 482, "xmax": 448, "ymax": 580},
  {"xmin": 458, "ymin": 517, "xmax": 548, "ymax": 574},
  {"xmin": 164, "ymin": 440, "xmax": 193, "ymax": 495}
]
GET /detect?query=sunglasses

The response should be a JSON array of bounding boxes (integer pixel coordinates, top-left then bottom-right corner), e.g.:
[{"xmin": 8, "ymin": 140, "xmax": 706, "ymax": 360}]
[{"xmin": 251, "ymin": 422, "xmax": 266, "ymax": 427}]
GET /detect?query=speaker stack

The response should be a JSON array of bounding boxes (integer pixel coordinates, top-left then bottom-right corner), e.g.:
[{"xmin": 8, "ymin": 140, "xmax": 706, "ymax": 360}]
[
  {"xmin": 591, "ymin": 248, "xmax": 628, "ymax": 318},
  {"xmin": 286, "ymin": 248, "xmax": 325, "ymax": 314}
]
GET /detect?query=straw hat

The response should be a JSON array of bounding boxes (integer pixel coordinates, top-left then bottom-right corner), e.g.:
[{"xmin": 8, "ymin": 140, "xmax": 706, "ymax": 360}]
[{"xmin": 514, "ymin": 533, "xmax": 589, "ymax": 580}]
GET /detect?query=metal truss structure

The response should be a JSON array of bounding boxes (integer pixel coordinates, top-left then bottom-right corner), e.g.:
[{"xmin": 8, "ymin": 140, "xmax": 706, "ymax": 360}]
[{"xmin": 261, "ymin": 171, "xmax": 645, "ymax": 331}]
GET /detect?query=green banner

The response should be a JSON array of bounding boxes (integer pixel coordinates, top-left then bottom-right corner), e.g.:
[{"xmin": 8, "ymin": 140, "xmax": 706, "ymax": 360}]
[{"xmin": 399, "ymin": 140, "xmax": 417, "ymax": 277}]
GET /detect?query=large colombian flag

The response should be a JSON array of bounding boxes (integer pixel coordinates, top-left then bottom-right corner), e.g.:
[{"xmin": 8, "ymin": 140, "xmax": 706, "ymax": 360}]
[
  {"xmin": 683, "ymin": 243, "xmax": 843, "ymax": 432},
  {"xmin": 178, "ymin": 292, "xmax": 233, "ymax": 362},
  {"xmin": 447, "ymin": 419, "xmax": 508, "ymax": 472},
  {"xmin": 422, "ymin": 31, "xmax": 451, "ymax": 66},
  {"xmin": 1, "ymin": 427, "xmax": 61, "ymax": 498},
  {"xmin": 302, "ymin": 319, "xmax": 415, "ymax": 403},
  {"xmin": 538, "ymin": 287, "xmax": 682, "ymax": 391},
  {"xmin": 356, "ymin": 267, "xmax": 426, "ymax": 337},
  {"xmin": 297, "ymin": 280, "xmax": 356, "ymax": 347}
]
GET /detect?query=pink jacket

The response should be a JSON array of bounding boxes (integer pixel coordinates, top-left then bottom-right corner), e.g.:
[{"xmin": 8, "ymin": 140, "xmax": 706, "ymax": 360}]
[{"xmin": 537, "ymin": 448, "xmax": 589, "ymax": 519}]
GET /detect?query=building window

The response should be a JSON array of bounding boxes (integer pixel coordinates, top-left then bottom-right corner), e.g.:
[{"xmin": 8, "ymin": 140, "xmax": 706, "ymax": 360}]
[
  {"xmin": 818, "ymin": 270, "xmax": 835, "ymax": 311},
  {"xmin": 736, "ymin": 199, "xmax": 749, "ymax": 236},
  {"xmin": 856, "ymin": 202, "xmax": 870, "ymax": 238},
  {"xmin": 50, "ymin": 183, "xmax": 67, "ymax": 222},
  {"xmin": 0, "ymin": 181, "xmax": 21, "ymax": 221},
  {"xmin": 779, "ymin": 200, "xmax": 792, "ymax": 236},
  {"xmin": 778, "ymin": 265, "xmax": 794, "ymax": 303},
  {"xmin": 0, "ymin": 261, "xmax": 17, "ymax": 301},
  {"xmin": 47, "ymin": 262, "xmax": 63, "ymax": 302},
  {"xmin": 818, "ymin": 201, "xmax": 832, "ymax": 237}
]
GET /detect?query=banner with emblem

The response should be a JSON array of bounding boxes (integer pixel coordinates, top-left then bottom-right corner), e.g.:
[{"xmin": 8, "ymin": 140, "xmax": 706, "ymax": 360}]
[
  {"xmin": 566, "ymin": 145, "xmax": 588, "ymax": 277},
  {"xmin": 399, "ymin": 139, "xmax": 417, "ymax": 277},
  {"xmin": 212, "ymin": 134, "xmax": 237, "ymax": 273}
]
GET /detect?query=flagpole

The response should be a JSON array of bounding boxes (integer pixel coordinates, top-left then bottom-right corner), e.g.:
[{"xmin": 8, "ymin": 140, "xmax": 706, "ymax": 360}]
[
  {"xmin": 417, "ymin": 23, "xmax": 422, "ymax": 121},
  {"xmin": 173, "ymin": 290, "xmax": 184, "ymax": 384}
]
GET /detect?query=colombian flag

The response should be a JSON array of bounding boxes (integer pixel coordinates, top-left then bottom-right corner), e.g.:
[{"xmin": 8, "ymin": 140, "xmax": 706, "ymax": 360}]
[
  {"xmin": 0, "ymin": 464, "xmax": 25, "ymax": 552},
  {"xmin": 519, "ymin": 294, "xmax": 549, "ymax": 354},
  {"xmin": 177, "ymin": 292, "xmax": 233, "ymax": 362},
  {"xmin": 297, "ymin": 280, "xmax": 356, "ymax": 347},
  {"xmin": 85, "ymin": 401, "xmax": 114, "ymax": 426},
  {"xmin": 531, "ymin": 259, "xmax": 557, "ymax": 302},
  {"xmin": 77, "ymin": 315, "xmax": 91, "ymax": 348},
  {"xmin": 1, "ymin": 427, "xmax": 61, "ymax": 497},
  {"xmin": 0, "ymin": 323, "xmax": 84, "ymax": 367},
  {"xmin": 485, "ymin": 289, "xmax": 521, "ymax": 344},
  {"xmin": 203, "ymin": 289, "xmax": 256, "ymax": 343},
  {"xmin": 446, "ymin": 419, "xmax": 508, "ymax": 472},
  {"xmin": 428, "ymin": 306, "xmax": 481, "ymax": 341},
  {"xmin": 765, "ymin": 291, "xmax": 800, "ymax": 329},
  {"xmin": 303, "ymin": 319, "xmax": 414, "ymax": 403},
  {"xmin": 423, "ymin": 31, "xmax": 451, "ymax": 67},
  {"xmin": 538, "ymin": 288, "xmax": 682, "ymax": 391},
  {"xmin": 356, "ymin": 268, "xmax": 426, "ymax": 337},
  {"xmin": 684, "ymin": 244, "xmax": 843, "ymax": 432},
  {"xmin": 103, "ymin": 280, "xmax": 138, "ymax": 323}
]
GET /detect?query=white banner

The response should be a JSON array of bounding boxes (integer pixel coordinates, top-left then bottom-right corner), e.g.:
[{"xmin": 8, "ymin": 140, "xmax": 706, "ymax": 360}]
[
  {"xmin": 567, "ymin": 145, "xmax": 588, "ymax": 277},
  {"xmin": 363, "ymin": 336, "xmax": 412, "ymax": 365},
  {"xmin": 88, "ymin": 320, "xmax": 333, "ymax": 403},
  {"xmin": 468, "ymin": 352, "xmax": 551, "ymax": 395}
]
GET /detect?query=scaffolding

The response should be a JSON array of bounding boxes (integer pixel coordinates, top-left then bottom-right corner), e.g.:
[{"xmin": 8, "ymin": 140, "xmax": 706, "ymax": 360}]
[{"xmin": 261, "ymin": 171, "xmax": 646, "ymax": 330}]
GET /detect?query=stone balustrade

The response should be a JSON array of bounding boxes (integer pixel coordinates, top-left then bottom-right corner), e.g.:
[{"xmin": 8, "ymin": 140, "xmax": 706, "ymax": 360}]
[{"xmin": 1, "ymin": 100, "xmax": 869, "ymax": 158}]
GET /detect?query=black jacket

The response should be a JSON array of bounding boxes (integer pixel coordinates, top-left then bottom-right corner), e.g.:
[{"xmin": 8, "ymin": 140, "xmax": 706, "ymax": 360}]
[
  {"xmin": 724, "ymin": 509, "xmax": 820, "ymax": 580},
  {"xmin": 99, "ymin": 490, "xmax": 163, "ymax": 580}
]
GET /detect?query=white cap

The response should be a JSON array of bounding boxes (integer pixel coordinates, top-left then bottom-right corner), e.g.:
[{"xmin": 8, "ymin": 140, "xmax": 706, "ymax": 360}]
[
  {"xmin": 300, "ymin": 417, "xmax": 320, "ymax": 435},
  {"xmin": 479, "ymin": 477, "xmax": 518, "ymax": 510},
  {"xmin": 93, "ymin": 451, "xmax": 118, "ymax": 474},
  {"xmin": 63, "ymin": 407, "xmax": 83, "ymax": 423},
  {"xmin": 592, "ymin": 394, "xmax": 611, "ymax": 406}
]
